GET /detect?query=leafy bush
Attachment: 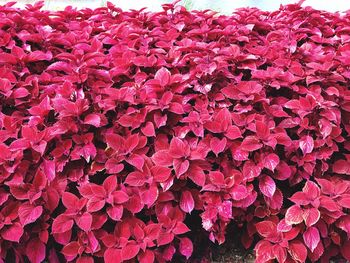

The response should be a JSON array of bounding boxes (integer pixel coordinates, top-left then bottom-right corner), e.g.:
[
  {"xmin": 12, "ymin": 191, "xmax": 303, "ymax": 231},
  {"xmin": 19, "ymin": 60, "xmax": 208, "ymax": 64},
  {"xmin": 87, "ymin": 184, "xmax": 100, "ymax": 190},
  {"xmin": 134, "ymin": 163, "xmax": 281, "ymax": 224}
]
[{"xmin": 1, "ymin": 1, "xmax": 350, "ymax": 262}]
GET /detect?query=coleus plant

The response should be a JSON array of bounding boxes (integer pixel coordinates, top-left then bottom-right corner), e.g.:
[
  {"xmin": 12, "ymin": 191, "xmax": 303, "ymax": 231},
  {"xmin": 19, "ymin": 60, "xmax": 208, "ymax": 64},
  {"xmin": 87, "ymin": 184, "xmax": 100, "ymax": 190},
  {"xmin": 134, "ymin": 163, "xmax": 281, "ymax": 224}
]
[{"xmin": 0, "ymin": 0, "xmax": 350, "ymax": 262}]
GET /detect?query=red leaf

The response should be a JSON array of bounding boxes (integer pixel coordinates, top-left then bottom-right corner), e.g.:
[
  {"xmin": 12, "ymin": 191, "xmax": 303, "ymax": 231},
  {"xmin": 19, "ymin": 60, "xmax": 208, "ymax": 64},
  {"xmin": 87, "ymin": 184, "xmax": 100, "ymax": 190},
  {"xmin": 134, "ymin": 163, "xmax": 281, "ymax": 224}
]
[
  {"xmin": 225, "ymin": 125, "xmax": 242, "ymax": 140},
  {"xmin": 106, "ymin": 134, "xmax": 125, "ymax": 152},
  {"xmin": 236, "ymin": 81, "xmax": 262, "ymax": 95},
  {"xmin": 76, "ymin": 212, "xmax": 92, "ymax": 232},
  {"xmin": 26, "ymin": 238, "xmax": 46, "ymax": 263},
  {"xmin": 231, "ymin": 185, "xmax": 248, "ymax": 200},
  {"xmin": 104, "ymin": 248, "xmax": 122, "ymax": 263},
  {"xmin": 138, "ymin": 250, "xmax": 155, "ymax": 263},
  {"xmin": 52, "ymin": 215, "xmax": 74, "ymax": 234},
  {"xmin": 273, "ymin": 244, "xmax": 287, "ymax": 263},
  {"xmin": 121, "ymin": 243, "xmax": 140, "ymax": 261},
  {"xmin": 288, "ymin": 241, "xmax": 307, "ymax": 262},
  {"xmin": 256, "ymin": 121, "xmax": 270, "ymax": 140},
  {"xmin": 210, "ymin": 137, "xmax": 227, "ymax": 156},
  {"xmin": 62, "ymin": 241, "xmax": 80, "ymax": 257},
  {"xmin": 1, "ymin": 223, "xmax": 23, "ymax": 242},
  {"xmin": 84, "ymin": 113, "xmax": 101, "ymax": 127},
  {"xmin": 124, "ymin": 171, "xmax": 147, "ymax": 186},
  {"xmin": 77, "ymin": 257, "xmax": 94, "ymax": 263},
  {"xmin": 187, "ymin": 165, "xmax": 206, "ymax": 187},
  {"xmin": 240, "ymin": 136, "xmax": 263, "ymax": 152},
  {"xmin": 341, "ymin": 240, "xmax": 350, "ymax": 261},
  {"xmin": 86, "ymin": 198, "xmax": 105, "ymax": 212},
  {"xmin": 18, "ymin": 203, "xmax": 43, "ymax": 225},
  {"xmin": 180, "ymin": 190, "xmax": 195, "ymax": 213},
  {"xmin": 303, "ymin": 226, "xmax": 320, "ymax": 252},
  {"xmin": 151, "ymin": 166, "xmax": 171, "ymax": 182},
  {"xmin": 62, "ymin": 192, "xmax": 79, "ymax": 210},
  {"xmin": 255, "ymin": 221, "xmax": 277, "ymax": 238},
  {"xmin": 173, "ymin": 222, "xmax": 190, "ymax": 235},
  {"xmin": 333, "ymin": 160, "xmax": 350, "ymax": 175},
  {"xmin": 302, "ymin": 181, "xmax": 320, "ymax": 200},
  {"xmin": 339, "ymin": 195, "xmax": 350, "ymax": 208},
  {"xmin": 113, "ymin": 191, "xmax": 129, "ymax": 204}
]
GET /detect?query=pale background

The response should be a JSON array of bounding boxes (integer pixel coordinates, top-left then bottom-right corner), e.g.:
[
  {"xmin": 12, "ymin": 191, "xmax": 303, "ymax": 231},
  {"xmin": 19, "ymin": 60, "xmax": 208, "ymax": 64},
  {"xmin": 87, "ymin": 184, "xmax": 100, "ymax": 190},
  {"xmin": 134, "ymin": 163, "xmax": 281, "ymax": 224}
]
[{"xmin": 0, "ymin": 0, "xmax": 349, "ymax": 13}]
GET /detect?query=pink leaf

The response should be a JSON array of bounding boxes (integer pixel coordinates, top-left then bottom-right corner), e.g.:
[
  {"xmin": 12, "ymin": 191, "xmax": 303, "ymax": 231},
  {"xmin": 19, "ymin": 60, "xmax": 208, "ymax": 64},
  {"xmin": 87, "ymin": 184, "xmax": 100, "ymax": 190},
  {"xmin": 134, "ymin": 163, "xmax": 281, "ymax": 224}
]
[
  {"xmin": 299, "ymin": 135, "xmax": 314, "ymax": 155},
  {"xmin": 259, "ymin": 175, "xmax": 276, "ymax": 198},
  {"xmin": 84, "ymin": 113, "xmax": 101, "ymax": 127},
  {"xmin": 141, "ymin": 122, "xmax": 155, "ymax": 137},
  {"xmin": 210, "ymin": 137, "xmax": 227, "ymax": 156},
  {"xmin": 173, "ymin": 159, "xmax": 189, "ymax": 177},
  {"xmin": 179, "ymin": 237, "xmax": 193, "ymax": 259},
  {"xmin": 225, "ymin": 125, "xmax": 242, "ymax": 140},
  {"xmin": 141, "ymin": 186, "xmax": 158, "ymax": 207},
  {"xmin": 155, "ymin": 67, "xmax": 171, "ymax": 86},
  {"xmin": 152, "ymin": 150, "xmax": 173, "ymax": 166},
  {"xmin": 107, "ymin": 205, "xmax": 123, "ymax": 221},
  {"xmin": 126, "ymin": 154, "xmax": 145, "ymax": 171},
  {"xmin": 43, "ymin": 159, "xmax": 55, "ymax": 181},
  {"xmin": 303, "ymin": 226, "xmax": 320, "ymax": 252},
  {"xmin": 285, "ymin": 205, "xmax": 304, "ymax": 225},
  {"xmin": 263, "ymin": 153, "xmax": 280, "ymax": 171},
  {"xmin": 303, "ymin": 208, "xmax": 320, "ymax": 227},
  {"xmin": 180, "ymin": 190, "xmax": 195, "ymax": 214}
]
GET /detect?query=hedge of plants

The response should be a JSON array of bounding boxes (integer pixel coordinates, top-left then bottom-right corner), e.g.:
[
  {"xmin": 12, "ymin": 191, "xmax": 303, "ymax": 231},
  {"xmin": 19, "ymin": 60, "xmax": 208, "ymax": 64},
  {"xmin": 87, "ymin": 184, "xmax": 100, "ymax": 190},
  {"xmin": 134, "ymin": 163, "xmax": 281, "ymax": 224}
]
[{"xmin": 1, "ymin": 1, "xmax": 350, "ymax": 262}]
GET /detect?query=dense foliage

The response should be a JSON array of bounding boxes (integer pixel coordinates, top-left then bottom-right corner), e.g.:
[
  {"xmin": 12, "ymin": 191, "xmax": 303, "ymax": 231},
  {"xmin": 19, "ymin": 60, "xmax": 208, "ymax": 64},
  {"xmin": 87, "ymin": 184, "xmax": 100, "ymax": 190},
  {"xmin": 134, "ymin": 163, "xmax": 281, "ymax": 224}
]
[{"xmin": 1, "ymin": 1, "xmax": 350, "ymax": 262}]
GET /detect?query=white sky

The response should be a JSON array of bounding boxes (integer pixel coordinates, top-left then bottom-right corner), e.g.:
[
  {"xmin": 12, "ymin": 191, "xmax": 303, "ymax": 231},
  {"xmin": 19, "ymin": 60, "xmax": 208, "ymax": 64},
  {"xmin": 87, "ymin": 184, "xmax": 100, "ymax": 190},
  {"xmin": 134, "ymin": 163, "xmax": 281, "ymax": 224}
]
[{"xmin": 1, "ymin": 0, "xmax": 350, "ymax": 13}]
